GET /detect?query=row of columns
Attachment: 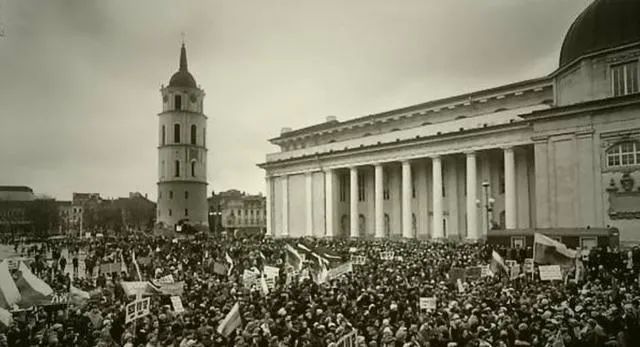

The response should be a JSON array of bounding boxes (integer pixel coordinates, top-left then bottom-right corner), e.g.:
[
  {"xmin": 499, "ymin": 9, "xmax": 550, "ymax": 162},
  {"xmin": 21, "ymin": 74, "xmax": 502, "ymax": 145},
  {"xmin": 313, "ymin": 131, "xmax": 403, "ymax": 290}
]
[{"xmin": 267, "ymin": 147, "xmax": 518, "ymax": 238}]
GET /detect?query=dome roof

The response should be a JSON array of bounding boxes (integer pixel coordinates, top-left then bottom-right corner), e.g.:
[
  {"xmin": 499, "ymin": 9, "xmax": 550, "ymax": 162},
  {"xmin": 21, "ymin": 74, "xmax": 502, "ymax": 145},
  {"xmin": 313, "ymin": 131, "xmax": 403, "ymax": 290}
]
[
  {"xmin": 168, "ymin": 43, "xmax": 197, "ymax": 88},
  {"xmin": 559, "ymin": 0, "xmax": 640, "ymax": 68}
]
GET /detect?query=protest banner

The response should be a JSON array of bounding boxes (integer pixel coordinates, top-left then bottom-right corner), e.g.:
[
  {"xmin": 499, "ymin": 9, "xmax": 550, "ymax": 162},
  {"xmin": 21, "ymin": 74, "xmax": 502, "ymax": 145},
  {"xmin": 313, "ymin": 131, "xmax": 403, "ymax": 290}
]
[
  {"xmin": 328, "ymin": 262, "xmax": 353, "ymax": 280},
  {"xmin": 242, "ymin": 269, "xmax": 261, "ymax": 289},
  {"xmin": 419, "ymin": 297, "xmax": 436, "ymax": 311},
  {"xmin": 380, "ymin": 251, "xmax": 394, "ymax": 260},
  {"xmin": 457, "ymin": 278, "xmax": 465, "ymax": 293},
  {"xmin": 121, "ymin": 281, "xmax": 185, "ymax": 297},
  {"xmin": 126, "ymin": 297, "xmax": 151, "ymax": 323},
  {"xmin": 465, "ymin": 266, "xmax": 482, "ymax": 279},
  {"xmin": 480, "ymin": 265, "xmax": 491, "ymax": 277},
  {"xmin": 100, "ymin": 262, "xmax": 122, "ymax": 275},
  {"xmin": 213, "ymin": 262, "xmax": 227, "ymax": 275},
  {"xmin": 350, "ymin": 255, "xmax": 366, "ymax": 265},
  {"xmin": 170, "ymin": 296, "xmax": 185, "ymax": 313},
  {"xmin": 524, "ymin": 258, "xmax": 534, "ymax": 274},
  {"xmin": 449, "ymin": 267, "xmax": 466, "ymax": 284},
  {"xmin": 158, "ymin": 274, "xmax": 175, "ymax": 284},
  {"xmin": 137, "ymin": 256, "xmax": 151, "ymax": 266},
  {"xmin": 510, "ymin": 265, "xmax": 520, "ymax": 280},
  {"xmin": 539, "ymin": 265, "xmax": 562, "ymax": 281}
]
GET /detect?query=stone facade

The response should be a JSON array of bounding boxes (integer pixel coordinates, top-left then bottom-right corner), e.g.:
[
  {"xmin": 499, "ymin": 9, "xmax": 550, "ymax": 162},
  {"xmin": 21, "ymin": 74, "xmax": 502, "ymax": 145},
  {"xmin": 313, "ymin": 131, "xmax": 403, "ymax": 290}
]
[{"xmin": 260, "ymin": 3, "xmax": 640, "ymax": 242}]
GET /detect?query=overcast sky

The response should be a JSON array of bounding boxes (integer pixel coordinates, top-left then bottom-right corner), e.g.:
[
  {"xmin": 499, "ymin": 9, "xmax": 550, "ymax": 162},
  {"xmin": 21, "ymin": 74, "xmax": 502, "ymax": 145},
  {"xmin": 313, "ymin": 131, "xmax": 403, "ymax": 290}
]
[{"xmin": 0, "ymin": 0, "xmax": 592, "ymax": 201}]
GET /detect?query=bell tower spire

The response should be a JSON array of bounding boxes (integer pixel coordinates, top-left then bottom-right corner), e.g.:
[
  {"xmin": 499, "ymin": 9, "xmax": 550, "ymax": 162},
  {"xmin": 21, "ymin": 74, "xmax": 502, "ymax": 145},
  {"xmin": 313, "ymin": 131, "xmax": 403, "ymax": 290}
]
[{"xmin": 179, "ymin": 42, "xmax": 188, "ymax": 72}]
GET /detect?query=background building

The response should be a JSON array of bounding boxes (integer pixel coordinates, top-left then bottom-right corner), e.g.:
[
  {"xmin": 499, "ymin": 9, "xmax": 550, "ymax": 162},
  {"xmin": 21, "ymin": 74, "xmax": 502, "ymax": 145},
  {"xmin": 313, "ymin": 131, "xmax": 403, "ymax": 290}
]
[
  {"xmin": 63, "ymin": 192, "xmax": 155, "ymax": 235},
  {"xmin": 156, "ymin": 43, "xmax": 208, "ymax": 231},
  {"xmin": 208, "ymin": 190, "xmax": 266, "ymax": 234},
  {"xmin": 260, "ymin": 0, "xmax": 640, "ymax": 243},
  {"xmin": 0, "ymin": 186, "xmax": 62, "ymax": 237},
  {"xmin": 0, "ymin": 186, "xmax": 36, "ymax": 236}
]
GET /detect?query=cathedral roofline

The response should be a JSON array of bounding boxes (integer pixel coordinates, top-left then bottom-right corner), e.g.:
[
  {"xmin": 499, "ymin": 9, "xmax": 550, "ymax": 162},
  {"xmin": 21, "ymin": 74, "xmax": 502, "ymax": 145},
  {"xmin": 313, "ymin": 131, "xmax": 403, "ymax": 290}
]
[{"xmin": 269, "ymin": 76, "xmax": 551, "ymax": 144}]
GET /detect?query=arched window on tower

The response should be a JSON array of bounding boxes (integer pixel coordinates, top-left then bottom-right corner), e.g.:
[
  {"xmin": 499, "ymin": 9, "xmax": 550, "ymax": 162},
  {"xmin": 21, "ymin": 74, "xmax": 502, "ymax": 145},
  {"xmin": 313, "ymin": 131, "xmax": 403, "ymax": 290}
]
[
  {"xmin": 174, "ymin": 124, "xmax": 181, "ymax": 143},
  {"xmin": 174, "ymin": 95, "xmax": 182, "ymax": 110},
  {"xmin": 203, "ymin": 128, "xmax": 206, "ymax": 147},
  {"xmin": 191, "ymin": 125, "xmax": 197, "ymax": 145},
  {"xmin": 191, "ymin": 161, "xmax": 196, "ymax": 177},
  {"xmin": 161, "ymin": 125, "xmax": 166, "ymax": 145},
  {"xmin": 175, "ymin": 160, "xmax": 180, "ymax": 177}
]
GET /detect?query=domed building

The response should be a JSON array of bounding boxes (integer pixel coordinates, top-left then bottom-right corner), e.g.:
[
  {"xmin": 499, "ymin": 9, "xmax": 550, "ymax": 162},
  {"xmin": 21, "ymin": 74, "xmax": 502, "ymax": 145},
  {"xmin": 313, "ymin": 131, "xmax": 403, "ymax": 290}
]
[{"xmin": 259, "ymin": 0, "xmax": 640, "ymax": 244}]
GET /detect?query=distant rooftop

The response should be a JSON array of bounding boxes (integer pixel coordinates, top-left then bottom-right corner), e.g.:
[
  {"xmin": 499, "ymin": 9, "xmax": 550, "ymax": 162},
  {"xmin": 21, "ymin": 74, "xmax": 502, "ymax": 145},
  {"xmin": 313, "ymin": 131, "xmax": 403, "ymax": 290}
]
[{"xmin": 0, "ymin": 186, "xmax": 33, "ymax": 193}]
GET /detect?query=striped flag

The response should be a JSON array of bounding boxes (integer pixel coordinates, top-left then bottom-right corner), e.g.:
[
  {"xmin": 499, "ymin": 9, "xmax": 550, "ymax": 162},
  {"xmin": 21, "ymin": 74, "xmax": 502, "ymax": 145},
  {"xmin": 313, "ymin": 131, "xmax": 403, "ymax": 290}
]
[
  {"xmin": 490, "ymin": 251, "xmax": 508, "ymax": 275},
  {"xmin": 14, "ymin": 261, "xmax": 53, "ymax": 307},
  {"xmin": 534, "ymin": 233, "xmax": 576, "ymax": 266},
  {"xmin": 0, "ymin": 261, "xmax": 20, "ymax": 309},
  {"xmin": 285, "ymin": 244, "xmax": 303, "ymax": 271},
  {"xmin": 217, "ymin": 302, "xmax": 242, "ymax": 337}
]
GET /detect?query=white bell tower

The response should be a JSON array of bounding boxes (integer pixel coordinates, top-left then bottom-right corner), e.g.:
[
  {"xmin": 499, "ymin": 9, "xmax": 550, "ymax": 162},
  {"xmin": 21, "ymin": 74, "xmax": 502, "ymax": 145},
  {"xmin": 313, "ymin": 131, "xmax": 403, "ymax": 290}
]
[{"xmin": 157, "ymin": 43, "xmax": 208, "ymax": 229}]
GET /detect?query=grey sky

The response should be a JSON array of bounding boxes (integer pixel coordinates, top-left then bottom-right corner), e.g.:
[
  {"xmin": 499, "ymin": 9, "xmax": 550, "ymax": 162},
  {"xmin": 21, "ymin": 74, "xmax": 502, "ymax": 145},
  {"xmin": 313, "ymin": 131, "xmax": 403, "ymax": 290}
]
[{"xmin": 0, "ymin": 0, "xmax": 591, "ymax": 201}]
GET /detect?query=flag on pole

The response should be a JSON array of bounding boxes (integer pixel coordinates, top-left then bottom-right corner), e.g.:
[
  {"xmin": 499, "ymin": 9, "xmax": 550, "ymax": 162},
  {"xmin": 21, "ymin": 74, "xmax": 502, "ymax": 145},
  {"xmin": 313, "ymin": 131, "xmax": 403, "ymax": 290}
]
[
  {"xmin": 533, "ymin": 233, "xmax": 576, "ymax": 265},
  {"xmin": 490, "ymin": 251, "xmax": 508, "ymax": 275},
  {"xmin": 132, "ymin": 250, "xmax": 142, "ymax": 281},
  {"xmin": 0, "ymin": 261, "xmax": 21, "ymax": 309},
  {"xmin": 285, "ymin": 244, "xmax": 303, "ymax": 271},
  {"xmin": 217, "ymin": 302, "xmax": 242, "ymax": 337},
  {"xmin": 225, "ymin": 252, "xmax": 234, "ymax": 276}
]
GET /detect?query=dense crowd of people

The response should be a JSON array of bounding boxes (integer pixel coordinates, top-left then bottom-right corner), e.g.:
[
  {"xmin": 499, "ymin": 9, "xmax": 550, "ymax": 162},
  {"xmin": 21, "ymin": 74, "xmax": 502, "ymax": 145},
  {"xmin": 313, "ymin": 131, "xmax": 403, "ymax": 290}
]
[{"xmin": 1, "ymin": 232, "xmax": 640, "ymax": 347}]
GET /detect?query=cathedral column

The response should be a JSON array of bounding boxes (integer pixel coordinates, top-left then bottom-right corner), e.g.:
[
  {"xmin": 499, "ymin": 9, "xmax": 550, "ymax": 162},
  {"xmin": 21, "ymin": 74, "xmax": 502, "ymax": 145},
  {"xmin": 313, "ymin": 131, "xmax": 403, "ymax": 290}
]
[
  {"xmin": 374, "ymin": 164, "xmax": 384, "ymax": 238},
  {"xmin": 466, "ymin": 152, "xmax": 479, "ymax": 240},
  {"xmin": 265, "ymin": 176, "xmax": 273, "ymax": 236},
  {"xmin": 504, "ymin": 147, "xmax": 517, "ymax": 229},
  {"xmin": 350, "ymin": 167, "xmax": 359, "ymax": 238},
  {"xmin": 324, "ymin": 169, "xmax": 335, "ymax": 237},
  {"xmin": 281, "ymin": 175, "xmax": 289, "ymax": 237},
  {"xmin": 305, "ymin": 172, "xmax": 313, "ymax": 237},
  {"xmin": 401, "ymin": 160, "xmax": 413, "ymax": 238},
  {"xmin": 432, "ymin": 156, "xmax": 444, "ymax": 239}
]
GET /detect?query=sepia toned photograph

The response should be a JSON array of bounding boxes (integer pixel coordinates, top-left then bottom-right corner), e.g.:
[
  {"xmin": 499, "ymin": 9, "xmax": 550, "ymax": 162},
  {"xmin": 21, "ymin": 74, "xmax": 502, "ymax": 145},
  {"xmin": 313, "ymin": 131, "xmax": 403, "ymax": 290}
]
[{"xmin": 1, "ymin": 0, "xmax": 640, "ymax": 346}]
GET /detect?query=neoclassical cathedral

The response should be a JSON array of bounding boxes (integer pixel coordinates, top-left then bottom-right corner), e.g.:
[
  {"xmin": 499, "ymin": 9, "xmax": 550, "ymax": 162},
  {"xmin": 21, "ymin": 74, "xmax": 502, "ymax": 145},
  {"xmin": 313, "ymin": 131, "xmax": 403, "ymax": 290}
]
[
  {"xmin": 259, "ymin": 0, "xmax": 640, "ymax": 242},
  {"xmin": 156, "ymin": 44, "xmax": 209, "ymax": 229}
]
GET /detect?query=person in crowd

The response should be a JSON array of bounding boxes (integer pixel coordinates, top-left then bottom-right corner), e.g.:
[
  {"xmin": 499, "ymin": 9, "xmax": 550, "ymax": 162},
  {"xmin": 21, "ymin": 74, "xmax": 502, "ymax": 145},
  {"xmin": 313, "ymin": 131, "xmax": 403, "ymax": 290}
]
[{"xmin": 1, "ymin": 231, "xmax": 639, "ymax": 347}]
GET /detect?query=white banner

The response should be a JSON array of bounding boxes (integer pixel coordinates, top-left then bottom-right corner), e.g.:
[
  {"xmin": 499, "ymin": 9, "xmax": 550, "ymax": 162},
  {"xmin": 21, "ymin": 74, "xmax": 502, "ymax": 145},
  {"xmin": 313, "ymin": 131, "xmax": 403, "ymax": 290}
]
[
  {"xmin": 524, "ymin": 258, "xmax": 534, "ymax": 274},
  {"xmin": 480, "ymin": 265, "xmax": 491, "ymax": 277},
  {"xmin": 419, "ymin": 297, "xmax": 436, "ymax": 311},
  {"xmin": 158, "ymin": 274, "xmax": 175, "ymax": 284},
  {"xmin": 350, "ymin": 255, "xmax": 367, "ymax": 265},
  {"xmin": 539, "ymin": 265, "xmax": 562, "ymax": 281},
  {"xmin": 126, "ymin": 297, "xmax": 151, "ymax": 323},
  {"xmin": 242, "ymin": 269, "xmax": 261, "ymax": 289},
  {"xmin": 380, "ymin": 251, "xmax": 395, "ymax": 260},
  {"xmin": 170, "ymin": 296, "xmax": 185, "ymax": 313}
]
